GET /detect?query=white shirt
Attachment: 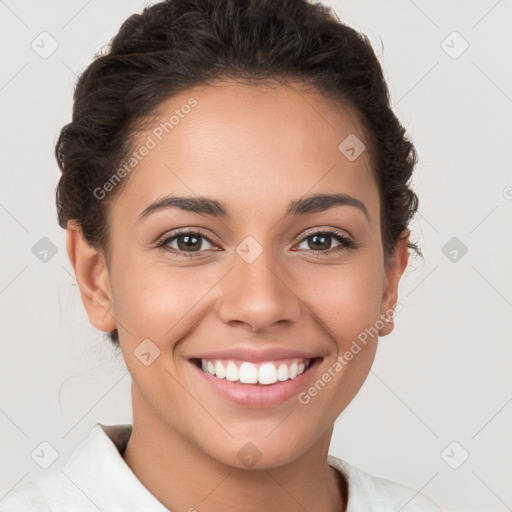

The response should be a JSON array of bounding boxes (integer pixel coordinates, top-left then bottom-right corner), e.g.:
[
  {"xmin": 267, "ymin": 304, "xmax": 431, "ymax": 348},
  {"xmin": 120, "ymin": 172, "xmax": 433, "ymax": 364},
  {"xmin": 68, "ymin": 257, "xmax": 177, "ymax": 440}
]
[{"xmin": 0, "ymin": 423, "xmax": 442, "ymax": 511}]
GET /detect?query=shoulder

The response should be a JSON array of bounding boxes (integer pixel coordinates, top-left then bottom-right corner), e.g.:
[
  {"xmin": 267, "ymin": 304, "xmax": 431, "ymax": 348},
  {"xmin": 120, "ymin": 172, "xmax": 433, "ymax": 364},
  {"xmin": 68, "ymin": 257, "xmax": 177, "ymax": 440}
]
[
  {"xmin": 0, "ymin": 423, "xmax": 120, "ymax": 512},
  {"xmin": 0, "ymin": 478, "xmax": 54, "ymax": 512},
  {"xmin": 0, "ymin": 423, "xmax": 162, "ymax": 512},
  {"xmin": 328, "ymin": 454, "xmax": 443, "ymax": 512},
  {"xmin": 0, "ymin": 469, "xmax": 109, "ymax": 512}
]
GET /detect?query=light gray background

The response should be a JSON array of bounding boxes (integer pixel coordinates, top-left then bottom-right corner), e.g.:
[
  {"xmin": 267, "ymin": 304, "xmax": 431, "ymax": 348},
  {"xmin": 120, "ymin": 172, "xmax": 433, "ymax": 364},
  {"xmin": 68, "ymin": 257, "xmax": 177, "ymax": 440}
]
[{"xmin": 1, "ymin": 1, "xmax": 511, "ymax": 511}]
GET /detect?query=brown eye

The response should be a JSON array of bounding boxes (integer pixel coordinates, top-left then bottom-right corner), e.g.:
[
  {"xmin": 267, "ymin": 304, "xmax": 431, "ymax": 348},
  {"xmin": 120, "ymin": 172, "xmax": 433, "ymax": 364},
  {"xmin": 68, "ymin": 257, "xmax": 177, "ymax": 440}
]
[
  {"xmin": 158, "ymin": 231, "xmax": 216, "ymax": 257},
  {"xmin": 295, "ymin": 230, "xmax": 357, "ymax": 253}
]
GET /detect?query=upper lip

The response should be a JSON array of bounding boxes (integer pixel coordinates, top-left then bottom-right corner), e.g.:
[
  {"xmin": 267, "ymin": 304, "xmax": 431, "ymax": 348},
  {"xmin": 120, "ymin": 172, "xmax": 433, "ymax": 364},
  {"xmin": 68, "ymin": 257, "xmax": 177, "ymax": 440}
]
[{"xmin": 188, "ymin": 347, "xmax": 322, "ymax": 362}]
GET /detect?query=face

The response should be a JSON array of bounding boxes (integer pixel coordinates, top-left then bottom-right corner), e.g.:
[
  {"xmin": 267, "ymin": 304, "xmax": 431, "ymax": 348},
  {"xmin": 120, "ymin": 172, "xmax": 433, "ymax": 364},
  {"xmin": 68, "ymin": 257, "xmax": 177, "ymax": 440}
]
[{"xmin": 68, "ymin": 80, "xmax": 408, "ymax": 469}]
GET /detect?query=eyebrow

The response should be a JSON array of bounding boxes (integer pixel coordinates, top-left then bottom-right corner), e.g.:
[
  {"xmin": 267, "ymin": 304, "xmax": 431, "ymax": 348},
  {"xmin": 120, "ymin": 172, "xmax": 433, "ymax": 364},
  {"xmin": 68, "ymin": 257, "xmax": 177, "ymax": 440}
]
[{"xmin": 136, "ymin": 192, "xmax": 369, "ymax": 223}]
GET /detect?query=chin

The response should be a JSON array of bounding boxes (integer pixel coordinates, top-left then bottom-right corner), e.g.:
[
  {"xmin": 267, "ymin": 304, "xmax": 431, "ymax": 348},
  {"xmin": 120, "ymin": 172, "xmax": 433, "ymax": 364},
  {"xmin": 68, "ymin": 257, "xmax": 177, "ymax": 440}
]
[{"xmin": 203, "ymin": 431, "xmax": 315, "ymax": 471}]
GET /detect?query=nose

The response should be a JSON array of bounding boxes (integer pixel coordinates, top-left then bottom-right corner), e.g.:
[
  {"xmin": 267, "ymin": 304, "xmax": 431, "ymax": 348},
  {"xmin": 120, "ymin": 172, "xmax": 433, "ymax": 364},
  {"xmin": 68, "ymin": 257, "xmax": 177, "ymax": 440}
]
[{"xmin": 216, "ymin": 245, "xmax": 303, "ymax": 332}]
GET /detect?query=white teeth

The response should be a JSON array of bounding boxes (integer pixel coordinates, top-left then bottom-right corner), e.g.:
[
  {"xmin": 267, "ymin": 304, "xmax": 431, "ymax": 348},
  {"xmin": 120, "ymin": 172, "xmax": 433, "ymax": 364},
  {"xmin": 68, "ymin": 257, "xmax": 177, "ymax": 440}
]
[
  {"xmin": 277, "ymin": 363, "xmax": 288, "ymax": 381},
  {"xmin": 239, "ymin": 362, "xmax": 258, "ymax": 383},
  {"xmin": 198, "ymin": 358, "xmax": 313, "ymax": 385},
  {"xmin": 258, "ymin": 363, "xmax": 277, "ymax": 385},
  {"xmin": 215, "ymin": 360, "xmax": 226, "ymax": 379},
  {"xmin": 225, "ymin": 361, "xmax": 239, "ymax": 381},
  {"xmin": 288, "ymin": 361, "xmax": 298, "ymax": 379}
]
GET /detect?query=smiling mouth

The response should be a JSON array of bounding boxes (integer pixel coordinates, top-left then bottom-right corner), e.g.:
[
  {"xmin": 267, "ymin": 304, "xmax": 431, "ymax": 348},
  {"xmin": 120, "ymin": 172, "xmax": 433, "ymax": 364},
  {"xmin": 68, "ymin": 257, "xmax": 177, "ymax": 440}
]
[{"xmin": 190, "ymin": 357, "xmax": 322, "ymax": 385}]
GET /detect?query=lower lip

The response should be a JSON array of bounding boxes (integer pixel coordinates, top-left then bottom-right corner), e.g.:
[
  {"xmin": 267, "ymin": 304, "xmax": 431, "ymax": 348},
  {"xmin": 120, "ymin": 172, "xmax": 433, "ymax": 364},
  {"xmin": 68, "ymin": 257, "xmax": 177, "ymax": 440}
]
[{"xmin": 189, "ymin": 358, "xmax": 322, "ymax": 407}]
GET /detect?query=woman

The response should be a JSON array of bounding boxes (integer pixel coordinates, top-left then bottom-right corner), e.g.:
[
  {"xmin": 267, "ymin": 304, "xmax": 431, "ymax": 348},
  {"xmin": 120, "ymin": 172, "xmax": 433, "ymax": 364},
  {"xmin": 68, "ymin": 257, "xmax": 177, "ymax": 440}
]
[{"xmin": 1, "ymin": 0, "xmax": 442, "ymax": 510}]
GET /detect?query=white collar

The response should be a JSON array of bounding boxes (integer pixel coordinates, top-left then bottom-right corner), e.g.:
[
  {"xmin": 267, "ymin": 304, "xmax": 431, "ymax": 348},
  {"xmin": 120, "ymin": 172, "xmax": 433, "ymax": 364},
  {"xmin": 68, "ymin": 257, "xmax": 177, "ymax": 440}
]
[
  {"xmin": 62, "ymin": 423, "xmax": 167, "ymax": 511},
  {"xmin": 60, "ymin": 422, "xmax": 436, "ymax": 512}
]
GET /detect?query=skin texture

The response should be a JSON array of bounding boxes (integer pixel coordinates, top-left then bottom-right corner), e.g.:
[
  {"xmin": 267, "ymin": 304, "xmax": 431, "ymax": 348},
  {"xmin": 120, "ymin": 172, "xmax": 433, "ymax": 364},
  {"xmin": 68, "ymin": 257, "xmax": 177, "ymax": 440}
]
[{"xmin": 66, "ymin": 80, "xmax": 409, "ymax": 512}]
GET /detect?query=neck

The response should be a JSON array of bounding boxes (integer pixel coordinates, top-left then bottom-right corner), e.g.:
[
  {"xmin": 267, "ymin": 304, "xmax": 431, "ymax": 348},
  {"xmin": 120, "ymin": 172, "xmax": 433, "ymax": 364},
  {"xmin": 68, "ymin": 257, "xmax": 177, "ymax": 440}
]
[{"xmin": 122, "ymin": 388, "xmax": 346, "ymax": 512}]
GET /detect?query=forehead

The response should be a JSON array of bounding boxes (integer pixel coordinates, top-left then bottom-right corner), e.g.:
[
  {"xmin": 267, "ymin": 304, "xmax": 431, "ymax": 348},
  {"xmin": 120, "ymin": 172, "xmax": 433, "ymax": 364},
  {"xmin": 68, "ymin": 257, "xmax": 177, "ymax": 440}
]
[{"xmin": 110, "ymin": 80, "xmax": 378, "ymax": 224}]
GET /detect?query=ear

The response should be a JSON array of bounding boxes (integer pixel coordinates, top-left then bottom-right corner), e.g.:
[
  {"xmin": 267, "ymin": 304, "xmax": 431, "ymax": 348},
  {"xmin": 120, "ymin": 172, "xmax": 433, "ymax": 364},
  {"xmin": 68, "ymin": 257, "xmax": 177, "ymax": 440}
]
[
  {"xmin": 65, "ymin": 220, "xmax": 117, "ymax": 333},
  {"xmin": 378, "ymin": 230, "xmax": 410, "ymax": 337}
]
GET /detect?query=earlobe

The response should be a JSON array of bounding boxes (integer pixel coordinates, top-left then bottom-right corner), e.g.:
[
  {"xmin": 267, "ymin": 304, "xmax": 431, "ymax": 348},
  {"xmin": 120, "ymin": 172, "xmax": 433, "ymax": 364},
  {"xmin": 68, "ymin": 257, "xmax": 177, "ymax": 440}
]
[
  {"xmin": 378, "ymin": 231, "xmax": 410, "ymax": 337},
  {"xmin": 65, "ymin": 221, "xmax": 117, "ymax": 333}
]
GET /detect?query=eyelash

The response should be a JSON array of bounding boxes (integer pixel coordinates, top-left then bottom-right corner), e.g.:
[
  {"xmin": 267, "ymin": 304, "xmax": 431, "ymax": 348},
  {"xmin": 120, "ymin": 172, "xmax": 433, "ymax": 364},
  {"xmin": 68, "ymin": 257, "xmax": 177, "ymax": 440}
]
[{"xmin": 155, "ymin": 228, "xmax": 360, "ymax": 258}]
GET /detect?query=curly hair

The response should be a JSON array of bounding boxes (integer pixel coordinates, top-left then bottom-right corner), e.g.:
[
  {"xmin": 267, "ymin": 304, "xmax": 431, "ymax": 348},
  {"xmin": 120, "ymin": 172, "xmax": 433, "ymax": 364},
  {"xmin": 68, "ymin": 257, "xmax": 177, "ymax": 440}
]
[{"xmin": 55, "ymin": 0, "xmax": 421, "ymax": 347}]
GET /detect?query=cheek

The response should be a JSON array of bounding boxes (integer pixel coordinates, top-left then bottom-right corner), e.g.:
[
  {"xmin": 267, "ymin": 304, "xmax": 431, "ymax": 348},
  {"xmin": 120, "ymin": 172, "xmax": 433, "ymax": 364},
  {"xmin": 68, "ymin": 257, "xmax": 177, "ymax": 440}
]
[
  {"xmin": 292, "ymin": 264, "xmax": 383, "ymax": 418},
  {"xmin": 111, "ymin": 247, "xmax": 384, "ymax": 348},
  {"xmin": 110, "ymin": 254, "xmax": 218, "ymax": 342},
  {"xmin": 298, "ymin": 259, "xmax": 384, "ymax": 346}
]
